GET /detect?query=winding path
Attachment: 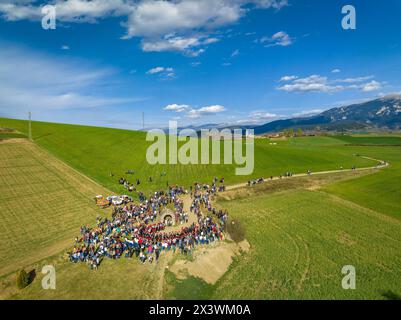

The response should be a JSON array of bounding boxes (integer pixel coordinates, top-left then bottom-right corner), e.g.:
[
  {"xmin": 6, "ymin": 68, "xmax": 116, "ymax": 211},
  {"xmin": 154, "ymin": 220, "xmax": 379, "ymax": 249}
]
[
  {"xmin": 225, "ymin": 155, "xmax": 389, "ymax": 192},
  {"xmin": 172, "ymin": 155, "xmax": 389, "ymax": 230}
]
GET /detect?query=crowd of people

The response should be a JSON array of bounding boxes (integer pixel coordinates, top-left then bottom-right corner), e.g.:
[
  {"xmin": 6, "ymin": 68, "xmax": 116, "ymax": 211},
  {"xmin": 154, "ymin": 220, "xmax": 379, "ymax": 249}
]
[
  {"xmin": 69, "ymin": 181, "xmax": 227, "ymax": 269},
  {"xmin": 247, "ymin": 177, "xmax": 265, "ymax": 186}
]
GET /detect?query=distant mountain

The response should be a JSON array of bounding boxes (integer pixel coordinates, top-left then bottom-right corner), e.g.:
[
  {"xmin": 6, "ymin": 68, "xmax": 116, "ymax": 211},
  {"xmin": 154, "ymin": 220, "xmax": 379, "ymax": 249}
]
[{"xmin": 253, "ymin": 94, "xmax": 401, "ymax": 134}]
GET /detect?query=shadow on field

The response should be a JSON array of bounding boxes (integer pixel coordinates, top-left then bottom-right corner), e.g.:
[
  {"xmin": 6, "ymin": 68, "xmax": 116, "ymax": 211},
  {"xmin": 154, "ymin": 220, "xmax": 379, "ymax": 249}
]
[
  {"xmin": 381, "ymin": 290, "xmax": 401, "ymax": 300},
  {"xmin": 226, "ymin": 218, "xmax": 246, "ymax": 243},
  {"xmin": 28, "ymin": 269, "xmax": 36, "ymax": 285}
]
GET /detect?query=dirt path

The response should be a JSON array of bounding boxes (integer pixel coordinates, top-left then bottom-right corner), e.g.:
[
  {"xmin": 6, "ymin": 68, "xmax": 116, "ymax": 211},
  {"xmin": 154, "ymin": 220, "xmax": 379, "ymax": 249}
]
[{"xmin": 226, "ymin": 155, "xmax": 389, "ymax": 192}]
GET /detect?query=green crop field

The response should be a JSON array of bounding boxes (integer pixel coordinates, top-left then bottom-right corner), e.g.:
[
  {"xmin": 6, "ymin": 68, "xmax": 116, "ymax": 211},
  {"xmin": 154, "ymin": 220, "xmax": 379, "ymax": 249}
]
[
  {"xmin": 0, "ymin": 139, "xmax": 108, "ymax": 279},
  {"xmin": 323, "ymin": 145, "xmax": 401, "ymax": 220},
  {"xmin": 333, "ymin": 135, "xmax": 401, "ymax": 145},
  {"xmin": 7, "ymin": 172, "xmax": 401, "ymax": 300},
  {"xmin": 207, "ymin": 189, "xmax": 401, "ymax": 299},
  {"xmin": 0, "ymin": 118, "xmax": 375, "ymax": 195},
  {"xmin": 1, "ymin": 118, "xmax": 400, "ymax": 300}
]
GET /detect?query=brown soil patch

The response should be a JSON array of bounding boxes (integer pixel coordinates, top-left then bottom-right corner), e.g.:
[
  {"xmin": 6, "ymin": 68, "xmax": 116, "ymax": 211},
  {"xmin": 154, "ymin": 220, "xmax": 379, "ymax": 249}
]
[{"xmin": 170, "ymin": 240, "xmax": 250, "ymax": 285}]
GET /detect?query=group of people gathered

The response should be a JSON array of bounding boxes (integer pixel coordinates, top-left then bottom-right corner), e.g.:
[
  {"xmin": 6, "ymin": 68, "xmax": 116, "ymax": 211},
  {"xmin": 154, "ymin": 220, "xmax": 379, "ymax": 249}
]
[
  {"xmin": 247, "ymin": 177, "xmax": 265, "ymax": 186},
  {"xmin": 69, "ymin": 181, "xmax": 227, "ymax": 269}
]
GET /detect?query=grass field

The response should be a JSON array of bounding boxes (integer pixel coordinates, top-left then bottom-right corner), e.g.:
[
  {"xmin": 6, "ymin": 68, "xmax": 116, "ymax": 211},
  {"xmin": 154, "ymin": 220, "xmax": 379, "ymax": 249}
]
[
  {"xmin": 0, "ymin": 139, "xmax": 108, "ymax": 278},
  {"xmin": 334, "ymin": 135, "xmax": 401, "ymax": 145},
  {"xmin": 6, "ymin": 171, "xmax": 400, "ymax": 300},
  {"xmin": 323, "ymin": 144, "xmax": 401, "ymax": 221},
  {"xmin": 1, "ymin": 118, "xmax": 400, "ymax": 300},
  {"xmin": 208, "ymin": 189, "xmax": 401, "ymax": 299},
  {"xmin": 0, "ymin": 118, "xmax": 375, "ymax": 195}
]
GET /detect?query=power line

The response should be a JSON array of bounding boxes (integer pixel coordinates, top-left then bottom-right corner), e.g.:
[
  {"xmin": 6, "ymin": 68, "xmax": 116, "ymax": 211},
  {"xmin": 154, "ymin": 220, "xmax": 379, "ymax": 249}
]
[{"xmin": 28, "ymin": 112, "xmax": 32, "ymax": 140}]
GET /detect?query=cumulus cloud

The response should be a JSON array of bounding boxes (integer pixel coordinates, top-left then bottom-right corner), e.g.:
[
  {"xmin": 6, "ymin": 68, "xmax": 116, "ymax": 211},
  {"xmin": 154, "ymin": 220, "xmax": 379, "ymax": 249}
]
[
  {"xmin": 361, "ymin": 80, "xmax": 382, "ymax": 92},
  {"xmin": 277, "ymin": 74, "xmax": 384, "ymax": 93},
  {"xmin": 164, "ymin": 103, "xmax": 226, "ymax": 118},
  {"xmin": 163, "ymin": 104, "xmax": 190, "ymax": 112},
  {"xmin": 332, "ymin": 76, "xmax": 374, "ymax": 84},
  {"xmin": 0, "ymin": 0, "xmax": 288, "ymax": 55},
  {"xmin": 188, "ymin": 105, "xmax": 226, "ymax": 118},
  {"xmin": 235, "ymin": 110, "xmax": 281, "ymax": 124},
  {"xmin": 259, "ymin": 31, "xmax": 293, "ymax": 47},
  {"xmin": 140, "ymin": 34, "xmax": 219, "ymax": 56},
  {"xmin": 280, "ymin": 75, "xmax": 298, "ymax": 81},
  {"xmin": 278, "ymin": 75, "xmax": 343, "ymax": 93}
]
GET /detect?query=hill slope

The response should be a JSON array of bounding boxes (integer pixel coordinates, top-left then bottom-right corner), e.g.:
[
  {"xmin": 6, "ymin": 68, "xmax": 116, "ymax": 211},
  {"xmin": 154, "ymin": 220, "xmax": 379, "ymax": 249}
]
[
  {"xmin": 0, "ymin": 139, "xmax": 108, "ymax": 276},
  {"xmin": 254, "ymin": 94, "xmax": 401, "ymax": 134},
  {"xmin": 0, "ymin": 118, "xmax": 375, "ymax": 194}
]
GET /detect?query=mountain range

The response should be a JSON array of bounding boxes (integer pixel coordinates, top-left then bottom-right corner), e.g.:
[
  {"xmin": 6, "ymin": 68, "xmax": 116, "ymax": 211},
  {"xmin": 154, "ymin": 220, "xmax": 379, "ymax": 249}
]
[
  {"xmin": 252, "ymin": 94, "xmax": 401, "ymax": 134},
  {"xmin": 160, "ymin": 94, "xmax": 401, "ymax": 135}
]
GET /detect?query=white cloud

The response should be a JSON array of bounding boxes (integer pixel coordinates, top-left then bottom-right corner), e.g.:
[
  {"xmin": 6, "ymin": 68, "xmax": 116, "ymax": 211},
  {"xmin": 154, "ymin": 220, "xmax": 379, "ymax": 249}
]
[
  {"xmin": 0, "ymin": 45, "xmax": 143, "ymax": 117},
  {"xmin": 0, "ymin": 0, "xmax": 288, "ymax": 54},
  {"xmin": 235, "ymin": 110, "xmax": 281, "ymax": 124},
  {"xmin": 280, "ymin": 75, "xmax": 298, "ymax": 81},
  {"xmin": 198, "ymin": 105, "xmax": 226, "ymax": 113},
  {"xmin": 260, "ymin": 31, "xmax": 293, "ymax": 47},
  {"xmin": 164, "ymin": 104, "xmax": 190, "ymax": 112},
  {"xmin": 61, "ymin": 45, "xmax": 70, "ymax": 50},
  {"xmin": 188, "ymin": 105, "xmax": 226, "ymax": 118},
  {"xmin": 147, "ymin": 67, "xmax": 167, "ymax": 74},
  {"xmin": 333, "ymin": 76, "xmax": 374, "ymax": 83},
  {"xmin": 0, "ymin": 0, "xmax": 130, "ymax": 22},
  {"xmin": 140, "ymin": 34, "xmax": 219, "ymax": 56},
  {"xmin": 331, "ymin": 69, "xmax": 341, "ymax": 73},
  {"xmin": 146, "ymin": 66, "xmax": 175, "ymax": 78},
  {"xmin": 362, "ymin": 80, "xmax": 382, "ymax": 92},
  {"xmin": 278, "ymin": 75, "xmax": 343, "ymax": 93},
  {"xmin": 164, "ymin": 102, "xmax": 226, "ymax": 118},
  {"xmin": 277, "ymin": 74, "xmax": 384, "ymax": 93}
]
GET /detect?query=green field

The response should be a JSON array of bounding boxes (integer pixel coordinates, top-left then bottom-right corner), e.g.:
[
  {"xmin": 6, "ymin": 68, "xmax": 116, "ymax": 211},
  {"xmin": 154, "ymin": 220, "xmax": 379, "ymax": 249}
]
[
  {"xmin": 0, "ymin": 139, "xmax": 108, "ymax": 279},
  {"xmin": 209, "ymin": 189, "xmax": 401, "ymax": 299},
  {"xmin": 1, "ymin": 118, "xmax": 401, "ymax": 300},
  {"xmin": 0, "ymin": 118, "xmax": 375, "ymax": 195},
  {"xmin": 323, "ymin": 146, "xmax": 401, "ymax": 221},
  {"xmin": 334, "ymin": 135, "xmax": 401, "ymax": 145}
]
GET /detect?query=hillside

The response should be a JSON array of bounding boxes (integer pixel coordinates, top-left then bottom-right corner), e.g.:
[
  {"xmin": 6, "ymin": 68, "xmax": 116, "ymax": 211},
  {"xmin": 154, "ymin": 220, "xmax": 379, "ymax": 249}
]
[
  {"xmin": 0, "ymin": 139, "xmax": 108, "ymax": 277},
  {"xmin": 0, "ymin": 118, "xmax": 375, "ymax": 195},
  {"xmin": 253, "ymin": 94, "xmax": 401, "ymax": 134}
]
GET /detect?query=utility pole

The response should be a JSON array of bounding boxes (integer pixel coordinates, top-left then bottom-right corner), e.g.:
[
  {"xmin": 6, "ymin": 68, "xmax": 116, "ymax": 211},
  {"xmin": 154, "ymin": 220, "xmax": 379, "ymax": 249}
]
[{"xmin": 28, "ymin": 112, "xmax": 32, "ymax": 141}]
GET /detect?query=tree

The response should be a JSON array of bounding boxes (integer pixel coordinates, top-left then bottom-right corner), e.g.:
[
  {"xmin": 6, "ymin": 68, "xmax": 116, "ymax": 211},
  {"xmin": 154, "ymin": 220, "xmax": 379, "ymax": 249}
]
[
  {"xmin": 297, "ymin": 128, "xmax": 303, "ymax": 137},
  {"xmin": 16, "ymin": 269, "xmax": 30, "ymax": 289}
]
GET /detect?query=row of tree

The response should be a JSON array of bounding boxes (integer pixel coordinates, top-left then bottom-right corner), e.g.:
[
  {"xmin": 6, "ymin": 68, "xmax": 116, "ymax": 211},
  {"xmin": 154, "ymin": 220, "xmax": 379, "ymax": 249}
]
[{"xmin": 282, "ymin": 128, "xmax": 303, "ymax": 137}]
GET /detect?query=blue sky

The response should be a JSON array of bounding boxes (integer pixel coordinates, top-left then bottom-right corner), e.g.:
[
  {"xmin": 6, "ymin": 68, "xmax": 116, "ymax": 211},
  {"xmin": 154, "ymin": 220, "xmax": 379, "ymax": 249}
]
[{"xmin": 1, "ymin": 0, "xmax": 401, "ymax": 129}]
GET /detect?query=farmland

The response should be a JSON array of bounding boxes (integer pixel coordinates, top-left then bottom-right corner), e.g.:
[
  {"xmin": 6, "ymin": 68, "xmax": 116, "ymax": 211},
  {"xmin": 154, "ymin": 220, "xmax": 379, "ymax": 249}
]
[
  {"xmin": 0, "ymin": 118, "xmax": 375, "ymax": 195},
  {"xmin": 0, "ymin": 139, "xmax": 108, "ymax": 278},
  {"xmin": 1, "ymin": 118, "xmax": 401, "ymax": 300},
  {"xmin": 209, "ymin": 189, "xmax": 401, "ymax": 299}
]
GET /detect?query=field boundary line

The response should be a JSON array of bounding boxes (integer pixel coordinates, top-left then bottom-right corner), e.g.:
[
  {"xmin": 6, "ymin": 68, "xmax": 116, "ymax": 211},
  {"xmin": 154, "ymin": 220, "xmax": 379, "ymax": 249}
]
[{"xmin": 29, "ymin": 139, "xmax": 112, "ymax": 195}]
